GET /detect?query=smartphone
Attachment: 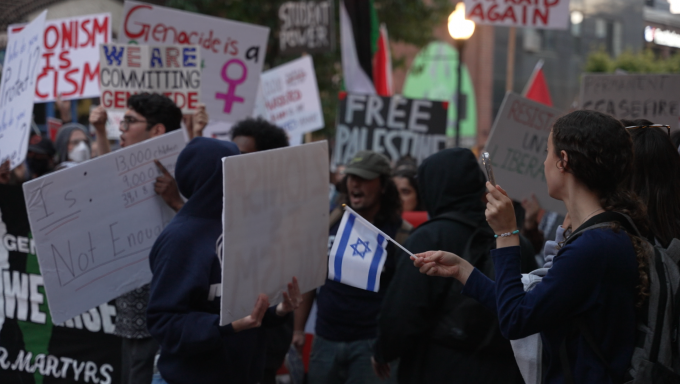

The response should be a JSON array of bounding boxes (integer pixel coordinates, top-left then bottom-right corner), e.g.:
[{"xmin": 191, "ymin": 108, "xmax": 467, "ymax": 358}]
[{"xmin": 481, "ymin": 152, "xmax": 496, "ymax": 186}]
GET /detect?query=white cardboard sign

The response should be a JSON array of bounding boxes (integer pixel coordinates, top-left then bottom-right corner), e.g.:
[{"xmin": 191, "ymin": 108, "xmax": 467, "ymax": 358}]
[
  {"xmin": 120, "ymin": 1, "xmax": 270, "ymax": 124},
  {"xmin": 9, "ymin": 13, "xmax": 111, "ymax": 103},
  {"xmin": 220, "ymin": 141, "xmax": 329, "ymax": 325},
  {"xmin": 464, "ymin": 0, "xmax": 570, "ymax": 29},
  {"xmin": 579, "ymin": 74, "xmax": 680, "ymax": 127},
  {"xmin": 23, "ymin": 130, "xmax": 186, "ymax": 324},
  {"xmin": 253, "ymin": 56, "xmax": 324, "ymax": 137},
  {"xmin": 0, "ymin": 11, "xmax": 47, "ymax": 170},
  {"xmin": 483, "ymin": 92, "xmax": 566, "ymax": 214},
  {"xmin": 99, "ymin": 43, "xmax": 202, "ymax": 113}
]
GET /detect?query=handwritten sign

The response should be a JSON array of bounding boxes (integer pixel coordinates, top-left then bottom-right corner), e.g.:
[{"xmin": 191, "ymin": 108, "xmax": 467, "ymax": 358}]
[
  {"xmin": 279, "ymin": 0, "xmax": 335, "ymax": 54},
  {"xmin": 220, "ymin": 141, "xmax": 329, "ymax": 324},
  {"xmin": 579, "ymin": 74, "xmax": 680, "ymax": 127},
  {"xmin": 9, "ymin": 13, "xmax": 110, "ymax": 103},
  {"xmin": 0, "ymin": 11, "xmax": 46, "ymax": 170},
  {"xmin": 464, "ymin": 0, "xmax": 570, "ymax": 29},
  {"xmin": 120, "ymin": 1, "xmax": 269, "ymax": 123},
  {"xmin": 483, "ymin": 92, "xmax": 565, "ymax": 214},
  {"xmin": 252, "ymin": 56, "xmax": 324, "ymax": 137},
  {"xmin": 333, "ymin": 93, "xmax": 448, "ymax": 166},
  {"xmin": 99, "ymin": 43, "xmax": 201, "ymax": 113},
  {"xmin": 23, "ymin": 130, "xmax": 186, "ymax": 324}
]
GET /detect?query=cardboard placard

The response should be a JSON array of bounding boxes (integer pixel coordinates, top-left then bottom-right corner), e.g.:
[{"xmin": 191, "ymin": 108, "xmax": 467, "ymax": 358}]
[
  {"xmin": 120, "ymin": 1, "xmax": 270, "ymax": 123},
  {"xmin": 279, "ymin": 0, "xmax": 335, "ymax": 55},
  {"xmin": 9, "ymin": 13, "xmax": 111, "ymax": 103},
  {"xmin": 333, "ymin": 93, "xmax": 448, "ymax": 166},
  {"xmin": 0, "ymin": 11, "xmax": 46, "ymax": 170},
  {"xmin": 23, "ymin": 131, "xmax": 186, "ymax": 324},
  {"xmin": 464, "ymin": 0, "xmax": 570, "ymax": 29},
  {"xmin": 483, "ymin": 92, "xmax": 565, "ymax": 214},
  {"xmin": 99, "ymin": 43, "xmax": 201, "ymax": 113},
  {"xmin": 579, "ymin": 74, "xmax": 680, "ymax": 127},
  {"xmin": 220, "ymin": 142, "xmax": 329, "ymax": 324}
]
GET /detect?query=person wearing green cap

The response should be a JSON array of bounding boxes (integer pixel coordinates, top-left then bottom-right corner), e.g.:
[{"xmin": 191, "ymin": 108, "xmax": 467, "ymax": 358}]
[{"xmin": 296, "ymin": 150, "xmax": 412, "ymax": 384}]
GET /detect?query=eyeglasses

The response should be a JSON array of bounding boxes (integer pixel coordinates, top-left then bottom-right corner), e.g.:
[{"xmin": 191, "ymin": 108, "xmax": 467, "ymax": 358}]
[
  {"xmin": 625, "ymin": 124, "xmax": 671, "ymax": 138},
  {"xmin": 120, "ymin": 116, "xmax": 150, "ymax": 132}
]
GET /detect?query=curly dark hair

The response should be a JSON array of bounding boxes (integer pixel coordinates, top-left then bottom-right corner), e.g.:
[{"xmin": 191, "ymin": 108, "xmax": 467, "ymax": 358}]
[
  {"xmin": 338, "ymin": 174, "xmax": 402, "ymax": 225},
  {"xmin": 127, "ymin": 93, "xmax": 182, "ymax": 132},
  {"xmin": 230, "ymin": 118, "xmax": 289, "ymax": 151},
  {"xmin": 392, "ymin": 168, "xmax": 424, "ymax": 211},
  {"xmin": 552, "ymin": 110, "xmax": 650, "ymax": 307}
]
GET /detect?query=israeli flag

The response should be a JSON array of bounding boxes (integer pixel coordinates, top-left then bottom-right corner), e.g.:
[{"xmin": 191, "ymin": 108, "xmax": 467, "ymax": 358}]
[{"xmin": 328, "ymin": 208, "xmax": 389, "ymax": 292}]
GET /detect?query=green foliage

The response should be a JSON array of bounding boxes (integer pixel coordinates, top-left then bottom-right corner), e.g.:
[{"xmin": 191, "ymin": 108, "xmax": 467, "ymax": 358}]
[
  {"xmin": 164, "ymin": 0, "xmax": 451, "ymax": 139},
  {"xmin": 585, "ymin": 47, "xmax": 680, "ymax": 74}
]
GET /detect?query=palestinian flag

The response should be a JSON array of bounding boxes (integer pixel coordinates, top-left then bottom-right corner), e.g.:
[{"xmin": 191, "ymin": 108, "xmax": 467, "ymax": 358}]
[
  {"xmin": 340, "ymin": 0, "xmax": 393, "ymax": 96},
  {"xmin": 522, "ymin": 59, "xmax": 553, "ymax": 106}
]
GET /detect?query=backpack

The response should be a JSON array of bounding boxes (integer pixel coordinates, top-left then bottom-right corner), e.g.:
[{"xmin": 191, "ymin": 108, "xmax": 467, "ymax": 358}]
[{"xmin": 560, "ymin": 211, "xmax": 680, "ymax": 384}]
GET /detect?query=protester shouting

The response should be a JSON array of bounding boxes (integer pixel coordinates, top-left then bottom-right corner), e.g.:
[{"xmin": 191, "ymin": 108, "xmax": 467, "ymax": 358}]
[
  {"xmin": 146, "ymin": 137, "xmax": 301, "ymax": 384},
  {"xmin": 413, "ymin": 110, "xmax": 647, "ymax": 383}
]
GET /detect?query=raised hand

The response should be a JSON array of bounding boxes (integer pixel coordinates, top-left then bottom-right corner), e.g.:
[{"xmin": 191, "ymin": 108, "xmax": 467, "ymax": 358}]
[
  {"xmin": 276, "ymin": 277, "xmax": 302, "ymax": 316},
  {"xmin": 232, "ymin": 294, "xmax": 269, "ymax": 332},
  {"xmin": 154, "ymin": 160, "xmax": 184, "ymax": 212},
  {"xmin": 192, "ymin": 104, "xmax": 208, "ymax": 138},
  {"xmin": 411, "ymin": 250, "xmax": 474, "ymax": 284}
]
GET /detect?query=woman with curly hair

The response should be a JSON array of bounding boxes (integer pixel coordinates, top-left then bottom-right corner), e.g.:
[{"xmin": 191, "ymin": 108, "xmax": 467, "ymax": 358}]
[{"xmin": 413, "ymin": 110, "xmax": 648, "ymax": 383}]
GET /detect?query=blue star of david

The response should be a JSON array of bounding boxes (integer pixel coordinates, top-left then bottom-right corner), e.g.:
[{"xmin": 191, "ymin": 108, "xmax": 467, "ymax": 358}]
[{"xmin": 350, "ymin": 238, "xmax": 371, "ymax": 259}]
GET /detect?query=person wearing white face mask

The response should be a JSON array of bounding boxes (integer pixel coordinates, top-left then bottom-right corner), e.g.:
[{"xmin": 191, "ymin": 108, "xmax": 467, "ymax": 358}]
[{"xmin": 54, "ymin": 123, "xmax": 92, "ymax": 169}]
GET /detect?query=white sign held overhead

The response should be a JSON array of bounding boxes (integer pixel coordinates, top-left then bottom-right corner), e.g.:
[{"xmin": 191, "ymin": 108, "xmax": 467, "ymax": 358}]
[
  {"xmin": 253, "ymin": 56, "xmax": 324, "ymax": 137},
  {"xmin": 23, "ymin": 130, "xmax": 186, "ymax": 324},
  {"xmin": 0, "ymin": 11, "xmax": 47, "ymax": 170},
  {"xmin": 483, "ymin": 92, "xmax": 565, "ymax": 215},
  {"xmin": 464, "ymin": 0, "xmax": 570, "ymax": 29},
  {"xmin": 120, "ymin": 1, "xmax": 270, "ymax": 124},
  {"xmin": 220, "ymin": 141, "xmax": 329, "ymax": 325}
]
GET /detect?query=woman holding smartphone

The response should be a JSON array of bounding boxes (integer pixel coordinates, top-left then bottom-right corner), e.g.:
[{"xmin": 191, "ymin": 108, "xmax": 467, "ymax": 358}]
[{"xmin": 413, "ymin": 110, "xmax": 649, "ymax": 383}]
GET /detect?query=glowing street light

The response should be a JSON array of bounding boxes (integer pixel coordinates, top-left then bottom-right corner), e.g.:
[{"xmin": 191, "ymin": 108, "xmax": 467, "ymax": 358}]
[{"xmin": 448, "ymin": 2, "xmax": 475, "ymax": 147}]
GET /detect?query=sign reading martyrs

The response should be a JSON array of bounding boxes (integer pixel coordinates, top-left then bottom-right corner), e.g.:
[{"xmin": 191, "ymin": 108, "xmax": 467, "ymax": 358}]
[
  {"xmin": 333, "ymin": 93, "xmax": 448, "ymax": 166},
  {"xmin": 278, "ymin": 0, "xmax": 335, "ymax": 55},
  {"xmin": 0, "ymin": 11, "xmax": 46, "ymax": 170},
  {"xmin": 9, "ymin": 13, "xmax": 111, "ymax": 103},
  {"xmin": 483, "ymin": 92, "xmax": 565, "ymax": 214},
  {"xmin": 120, "ymin": 1, "xmax": 270, "ymax": 123},
  {"xmin": 464, "ymin": 0, "xmax": 570, "ymax": 29},
  {"xmin": 220, "ymin": 142, "xmax": 329, "ymax": 325},
  {"xmin": 99, "ymin": 43, "xmax": 201, "ymax": 113},
  {"xmin": 23, "ymin": 131, "xmax": 186, "ymax": 324},
  {"xmin": 253, "ymin": 56, "xmax": 324, "ymax": 137},
  {"xmin": 579, "ymin": 74, "xmax": 680, "ymax": 127}
]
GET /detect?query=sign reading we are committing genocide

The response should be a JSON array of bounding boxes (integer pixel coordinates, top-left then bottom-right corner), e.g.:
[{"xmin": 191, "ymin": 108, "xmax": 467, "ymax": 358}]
[{"xmin": 333, "ymin": 93, "xmax": 448, "ymax": 166}]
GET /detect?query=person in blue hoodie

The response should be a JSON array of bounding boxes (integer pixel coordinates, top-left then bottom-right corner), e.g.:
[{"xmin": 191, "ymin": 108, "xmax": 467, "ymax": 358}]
[{"xmin": 147, "ymin": 137, "xmax": 301, "ymax": 384}]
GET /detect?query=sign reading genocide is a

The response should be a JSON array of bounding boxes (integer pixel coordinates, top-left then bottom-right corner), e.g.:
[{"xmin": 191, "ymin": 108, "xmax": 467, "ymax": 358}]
[
  {"xmin": 99, "ymin": 43, "xmax": 201, "ymax": 113},
  {"xmin": 464, "ymin": 0, "xmax": 570, "ymax": 29},
  {"xmin": 333, "ymin": 93, "xmax": 448, "ymax": 166},
  {"xmin": 278, "ymin": 0, "xmax": 335, "ymax": 55},
  {"xmin": 483, "ymin": 92, "xmax": 565, "ymax": 214},
  {"xmin": 579, "ymin": 74, "xmax": 680, "ymax": 127}
]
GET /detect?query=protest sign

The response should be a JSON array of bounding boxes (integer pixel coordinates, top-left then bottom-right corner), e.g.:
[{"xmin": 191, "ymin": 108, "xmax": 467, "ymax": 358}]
[
  {"xmin": 220, "ymin": 141, "xmax": 329, "ymax": 324},
  {"xmin": 99, "ymin": 43, "xmax": 201, "ymax": 113},
  {"xmin": 121, "ymin": 1, "xmax": 270, "ymax": 123},
  {"xmin": 579, "ymin": 74, "xmax": 680, "ymax": 127},
  {"xmin": 9, "ymin": 13, "xmax": 111, "ymax": 103},
  {"xmin": 253, "ymin": 56, "xmax": 324, "ymax": 137},
  {"xmin": 279, "ymin": 0, "xmax": 335, "ymax": 54},
  {"xmin": 0, "ymin": 11, "xmax": 46, "ymax": 170},
  {"xmin": 23, "ymin": 131, "xmax": 185, "ymax": 324},
  {"xmin": 333, "ymin": 93, "xmax": 448, "ymax": 166},
  {"xmin": 464, "ymin": 0, "xmax": 570, "ymax": 29},
  {"xmin": 483, "ymin": 92, "xmax": 565, "ymax": 214},
  {"xmin": 0, "ymin": 183, "xmax": 122, "ymax": 383}
]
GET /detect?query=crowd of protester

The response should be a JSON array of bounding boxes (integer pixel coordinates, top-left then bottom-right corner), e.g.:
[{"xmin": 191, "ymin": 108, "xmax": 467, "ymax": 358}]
[{"xmin": 2, "ymin": 94, "xmax": 680, "ymax": 384}]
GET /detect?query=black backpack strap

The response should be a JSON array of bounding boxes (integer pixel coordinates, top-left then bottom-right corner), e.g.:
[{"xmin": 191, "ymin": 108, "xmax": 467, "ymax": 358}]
[{"xmin": 651, "ymin": 247, "xmax": 669, "ymax": 363}]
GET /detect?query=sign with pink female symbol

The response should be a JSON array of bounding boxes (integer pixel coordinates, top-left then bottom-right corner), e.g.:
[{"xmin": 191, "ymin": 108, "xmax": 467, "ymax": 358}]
[{"xmin": 120, "ymin": 1, "xmax": 269, "ymax": 124}]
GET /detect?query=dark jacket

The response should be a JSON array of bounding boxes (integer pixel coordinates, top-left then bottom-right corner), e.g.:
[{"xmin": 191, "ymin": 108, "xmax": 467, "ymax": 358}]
[
  {"xmin": 147, "ymin": 138, "xmax": 287, "ymax": 384},
  {"xmin": 374, "ymin": 148, "xmax": 528, "ymax": 383}
]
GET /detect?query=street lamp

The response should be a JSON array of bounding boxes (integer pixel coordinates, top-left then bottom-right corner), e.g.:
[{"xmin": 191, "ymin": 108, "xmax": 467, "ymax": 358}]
[{"xmin": 448, "ymin": 2, "xmax": 475, "ymax": 147}]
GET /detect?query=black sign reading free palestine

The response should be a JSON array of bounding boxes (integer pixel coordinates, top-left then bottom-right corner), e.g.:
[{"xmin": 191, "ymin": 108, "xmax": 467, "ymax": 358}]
[{"xmin": 333, "ymin": 93, "xmax": 448, "ymax": 166}]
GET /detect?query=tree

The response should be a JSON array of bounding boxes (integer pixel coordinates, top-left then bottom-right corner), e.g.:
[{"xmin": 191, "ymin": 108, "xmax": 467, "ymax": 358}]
[{"xmin": 585, "ymin": 47, "xmax": 680, "ymax": 74}]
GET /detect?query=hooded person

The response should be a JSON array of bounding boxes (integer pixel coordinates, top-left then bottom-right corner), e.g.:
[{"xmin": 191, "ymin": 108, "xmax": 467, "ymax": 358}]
[
  {"xmin": 147, "ymin": 138, "xmax": 300, "ymax": 384},
  {"xmin": 54, "ymin": 123, "xmax": 91, "ymax": 168},
  {"xmin": 372, "ymin": 148, "xmax": 535, "ymax": 383}
]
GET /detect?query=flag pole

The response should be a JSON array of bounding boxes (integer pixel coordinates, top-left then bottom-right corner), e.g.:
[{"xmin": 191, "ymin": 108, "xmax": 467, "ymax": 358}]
[{"xmin": 343, "ymin": 205, "xmax": 415, "ymax": 257}]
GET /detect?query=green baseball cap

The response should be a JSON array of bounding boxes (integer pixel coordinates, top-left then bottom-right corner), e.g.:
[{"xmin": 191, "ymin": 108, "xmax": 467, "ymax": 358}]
[{"xmin": 345, "ymin": 151, "xmax": 391, "ymax": 180}]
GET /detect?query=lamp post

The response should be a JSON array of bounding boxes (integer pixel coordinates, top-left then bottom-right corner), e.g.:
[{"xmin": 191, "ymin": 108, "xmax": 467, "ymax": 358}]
[{"xmin": 448, "ymin": 2, "xmax": 475, "ymax": 147}]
